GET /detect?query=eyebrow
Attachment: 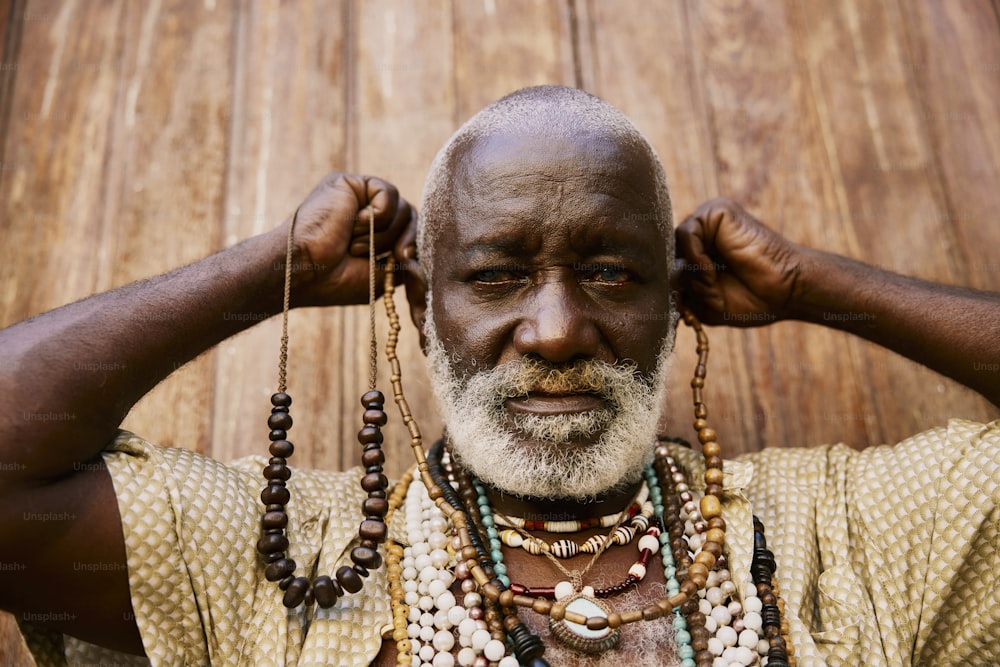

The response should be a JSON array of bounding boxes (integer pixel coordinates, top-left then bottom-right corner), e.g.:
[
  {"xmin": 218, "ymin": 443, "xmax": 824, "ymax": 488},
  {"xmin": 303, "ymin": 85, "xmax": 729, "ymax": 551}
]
[{"xmin": 455, "ymin": 240, "xmax": 531, "ymax": 264}]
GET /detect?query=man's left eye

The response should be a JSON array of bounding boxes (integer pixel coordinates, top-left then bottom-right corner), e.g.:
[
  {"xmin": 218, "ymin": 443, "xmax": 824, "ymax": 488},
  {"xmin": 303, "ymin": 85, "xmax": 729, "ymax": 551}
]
[{"xmin": 584, "ymin": 266, "xmax": 631, "ymax": 284}]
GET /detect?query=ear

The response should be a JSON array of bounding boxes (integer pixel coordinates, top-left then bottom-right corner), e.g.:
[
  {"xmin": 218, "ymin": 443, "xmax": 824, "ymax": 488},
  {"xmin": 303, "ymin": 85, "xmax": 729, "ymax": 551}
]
[
  {"xmin": 670, "ymin": 257, "xmax": 686, "ymax": 327},
  {"xmin": 403, "ymin": 257, "xmax": 429, "ymax": 353},
  {"xmin": 392, "ymin": 208, "xmax": 430, "ymax": 353}
]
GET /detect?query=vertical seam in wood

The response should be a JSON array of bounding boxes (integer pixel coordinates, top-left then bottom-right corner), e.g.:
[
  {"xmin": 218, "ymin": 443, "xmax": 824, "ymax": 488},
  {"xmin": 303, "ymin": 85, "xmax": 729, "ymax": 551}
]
[
  {"xmin": 95, "ymin": 2, "xmax": 128, "ymax": 294},
  {"xmin": 211, "ymin": 0, "xmax": 248, "ymax": 454},
  {"xmin": 680, "ymin": 0, "xmax": 757, "ymax": 448},
  {"xmin": 0, "ymin": 0, "xmax": 25, "ymax": 168},
  {"xmin": 679, "ymin": 0, "xmax": 719, "ymax": 197},
  {"xmin": 342, "ymin": 0, "xmax": 356, "ymax": 471},
  {"xmin": 794, "ymin": 1, "xmax": 860, "ymax": 258},
  {"xmin": 585, "ymin": 0, "xmax": 599, "ymax": 89},
  {"xmin": 567, "ymin": 0, "xmax": 583, "ymax": 89},
  {"xmin": 790, "ymin": 0, "xmax": 882, "ymax": 447},
  {"xmin": 344, "ymin": 0, "xmax": 356, "ymax": 171},
  {"xmin": 449, "ymin": 0, "xmax": 460, "ymax": 125},
  {"xmin": 222, "ymin": 0, "xmax": 245, "ymax": 248},
  {"xmin": 893, "ymin": 0, "xmax": 965, "ymax": 283}
]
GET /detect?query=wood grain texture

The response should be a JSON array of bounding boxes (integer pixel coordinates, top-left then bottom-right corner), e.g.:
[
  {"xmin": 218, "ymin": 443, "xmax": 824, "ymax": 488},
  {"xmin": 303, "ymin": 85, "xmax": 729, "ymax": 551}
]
[
  {"xmin": 661, "ymin": 0, "xmax": 876, "ymax": 452},
  {"xmin": 579, "ymin": 0, "xmax": 762, "ymax": 454},
  {"xmin": 350, "ymin": 0, "xmax": 456, "ymax": 477},
  {"xmin": 211, "ymin": 0, "xmax": 353, "ymax": 471},
  {"xmin": 1, "ymin": 0, "xmax": 998, "ymax": 661}
]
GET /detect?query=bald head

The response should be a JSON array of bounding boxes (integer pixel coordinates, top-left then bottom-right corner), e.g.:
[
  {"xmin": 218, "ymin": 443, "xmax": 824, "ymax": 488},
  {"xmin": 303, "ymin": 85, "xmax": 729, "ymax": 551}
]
[{"xmin": 417, "ymin": 85, "xmax": 674, "ymax": 279}]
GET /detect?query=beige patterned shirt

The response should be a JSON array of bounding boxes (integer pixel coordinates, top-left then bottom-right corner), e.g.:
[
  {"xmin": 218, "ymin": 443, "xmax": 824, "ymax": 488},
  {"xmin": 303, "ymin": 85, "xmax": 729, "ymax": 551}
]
[{"xmin": 15, "ymin": 418, "xmax": 1000, "ymax": 666}]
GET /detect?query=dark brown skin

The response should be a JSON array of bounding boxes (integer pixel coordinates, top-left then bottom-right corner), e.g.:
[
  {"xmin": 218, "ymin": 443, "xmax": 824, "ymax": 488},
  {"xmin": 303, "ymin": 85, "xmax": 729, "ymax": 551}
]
[
  {"xmin": 374, "ymin": 136, "xmax": 1000, "ymax": 664},
  {"xmin": 676, "ymin": 198, "xmax": 1000, "ymax": 406},
  {"xmin": 0, "ymin": 143, "xmax": 998, "ymax": 659},
  {"xmin": 383, "ymin": 131, "xmax": 680, "ymax": 666},
  {"xmin": 0, "ymin": 174, "xmax": 415, "ymax": 653},
  {"xmin": 423, "ymin": 131, "xmax": 674, "ymax": 518}
]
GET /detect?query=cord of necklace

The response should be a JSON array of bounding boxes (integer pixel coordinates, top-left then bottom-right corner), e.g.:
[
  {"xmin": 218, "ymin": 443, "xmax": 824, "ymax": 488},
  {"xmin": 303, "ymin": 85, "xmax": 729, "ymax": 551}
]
[
  {"xmin": 368, "ymin": 207, "xmax": 377, "ymax": 392},
  {"xmin": 277, "ymin": 207, "xmax": 299, "ymax": 394}
]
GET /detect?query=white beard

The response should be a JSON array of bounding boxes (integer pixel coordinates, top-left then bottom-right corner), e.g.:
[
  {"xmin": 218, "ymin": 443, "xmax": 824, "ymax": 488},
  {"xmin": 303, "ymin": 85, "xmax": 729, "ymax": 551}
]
[{"xmin": 423, "ymin": 311, "xmax": 674, "ymax": 501}]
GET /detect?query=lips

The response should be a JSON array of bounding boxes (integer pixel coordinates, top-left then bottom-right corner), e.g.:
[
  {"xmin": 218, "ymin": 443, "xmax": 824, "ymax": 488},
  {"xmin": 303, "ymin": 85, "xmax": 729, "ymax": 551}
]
[{"xmin": 504, "ymin": 392, "xmax": 607, "ymax": 416}]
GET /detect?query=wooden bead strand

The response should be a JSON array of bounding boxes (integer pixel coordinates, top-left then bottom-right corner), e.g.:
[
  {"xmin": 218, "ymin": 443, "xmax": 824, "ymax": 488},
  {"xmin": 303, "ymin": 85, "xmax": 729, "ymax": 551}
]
[{"xmin": 256, "ymin": 207, "xmax": 390, "ymax": 609}]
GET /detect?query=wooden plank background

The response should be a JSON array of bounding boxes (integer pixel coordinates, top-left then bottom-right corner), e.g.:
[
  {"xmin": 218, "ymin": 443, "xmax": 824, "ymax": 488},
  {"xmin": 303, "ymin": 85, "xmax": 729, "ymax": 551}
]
[{"xmin": 2, "ymin": 0, "xmax": 998, "ymax": 662}]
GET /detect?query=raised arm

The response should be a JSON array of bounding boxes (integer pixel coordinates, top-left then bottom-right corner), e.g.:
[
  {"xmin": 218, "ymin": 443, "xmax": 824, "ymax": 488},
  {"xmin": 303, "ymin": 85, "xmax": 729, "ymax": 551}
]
[
  {"xmin": 674, "ymin": 197, "xmax": 1000, "ymax": 408},
  {"xmin": 0, "ymin": 173, "xmax": 415, "ymax": 653}
]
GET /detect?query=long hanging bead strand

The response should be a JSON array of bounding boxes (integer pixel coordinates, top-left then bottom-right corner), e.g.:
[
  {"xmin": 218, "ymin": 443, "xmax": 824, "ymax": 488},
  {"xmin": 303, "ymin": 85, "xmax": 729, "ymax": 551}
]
[
  {"xmin": 386, "ymin": 467, "xmax": 416, "ymax": 667},
  {"xmin": 682, "ymin": 307, "xmax": 727, "ymax": 594},
  {"xmin": 647, "ymin": 459, "xmax": 697, "ymax": 665},
  {"xmin": 428, "ymin": 442, "xmax": 499, "ymax": 588},
  {"xmin": 656, "ymin": 455, "xmax": 709, "ymax": 664},
  {"xmin": 255, "ymin": 207, "xmax": 390, "ymax": 609}
]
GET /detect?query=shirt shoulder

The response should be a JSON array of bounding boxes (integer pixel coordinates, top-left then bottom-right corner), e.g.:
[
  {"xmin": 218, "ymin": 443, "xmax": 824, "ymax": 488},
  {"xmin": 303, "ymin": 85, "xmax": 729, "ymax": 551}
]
[{"xmin": 81, "ymin": 430, "xmax": 387, "ymax": 666}]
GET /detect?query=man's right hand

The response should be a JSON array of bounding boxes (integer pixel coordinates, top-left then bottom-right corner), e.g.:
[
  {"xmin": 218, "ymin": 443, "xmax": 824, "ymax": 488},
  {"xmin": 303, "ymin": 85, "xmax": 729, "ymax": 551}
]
[{"xmin": 280, "ymin": 173, "xmax": 416, "ymax": 307}]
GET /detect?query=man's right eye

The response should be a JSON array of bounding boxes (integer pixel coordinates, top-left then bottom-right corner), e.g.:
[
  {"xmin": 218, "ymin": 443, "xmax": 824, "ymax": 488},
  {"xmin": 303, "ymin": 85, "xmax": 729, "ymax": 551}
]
[{"xmin": 473, "ymin": 269, "xmax": 519, "ymax": 283}]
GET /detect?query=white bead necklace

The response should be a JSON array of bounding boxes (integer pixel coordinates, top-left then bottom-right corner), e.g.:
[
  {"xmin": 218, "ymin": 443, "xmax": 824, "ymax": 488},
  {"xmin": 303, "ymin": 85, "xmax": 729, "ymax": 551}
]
[
  {"xmin": 670, "ymin": 456, "xmax": 768, "ymax": 666},
  {"xmin": 401, "ymin": 474, "xmax": 517, "ymax": 667}
]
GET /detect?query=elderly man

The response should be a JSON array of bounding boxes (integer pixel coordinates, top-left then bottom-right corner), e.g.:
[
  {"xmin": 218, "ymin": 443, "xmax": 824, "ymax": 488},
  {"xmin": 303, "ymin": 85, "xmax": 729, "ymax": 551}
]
[{"xmin": 1, "ymin": 86, "xmax": 998, "ymax": 666}]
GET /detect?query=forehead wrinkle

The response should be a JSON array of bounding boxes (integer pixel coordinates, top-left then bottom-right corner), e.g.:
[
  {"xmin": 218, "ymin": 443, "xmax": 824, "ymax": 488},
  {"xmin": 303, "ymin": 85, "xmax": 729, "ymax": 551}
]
[
  {"xmin": 457, "ymin": 236, "xmax": 535, "ymax": 261},
  {"xmin": 458, "ymin": 174, "xmax": 657, "ymax": 222},
  {"xmin": 468, "ymin": 166, "xmax": 652, "ymax": 207},
  {"xmin": 447, "ymin": 217, "xmax": 663, "ymax": 272},
  {"xmin": 459, "ymin": 133, "xmax": 656, "ymax": 201}
]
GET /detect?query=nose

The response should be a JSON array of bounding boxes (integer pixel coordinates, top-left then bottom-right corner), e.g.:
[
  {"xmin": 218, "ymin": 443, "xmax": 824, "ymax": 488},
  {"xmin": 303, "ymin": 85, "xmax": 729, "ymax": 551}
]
[{"xmin": 512, "ymin": 279, "xmax": 602, "ymax": 364}]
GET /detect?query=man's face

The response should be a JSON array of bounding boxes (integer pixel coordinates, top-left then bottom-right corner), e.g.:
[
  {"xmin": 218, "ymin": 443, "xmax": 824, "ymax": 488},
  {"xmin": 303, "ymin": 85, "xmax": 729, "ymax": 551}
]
[{"xmin": 424, "ymin": 130, "xmax": 674, "ymax": 499}]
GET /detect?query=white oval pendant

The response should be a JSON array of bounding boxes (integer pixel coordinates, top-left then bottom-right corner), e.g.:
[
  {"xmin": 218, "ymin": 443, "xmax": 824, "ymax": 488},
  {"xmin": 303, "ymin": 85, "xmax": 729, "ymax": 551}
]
[{"xmin": 549, "ymin": 594, "xmax": 620, "ymax": 654}]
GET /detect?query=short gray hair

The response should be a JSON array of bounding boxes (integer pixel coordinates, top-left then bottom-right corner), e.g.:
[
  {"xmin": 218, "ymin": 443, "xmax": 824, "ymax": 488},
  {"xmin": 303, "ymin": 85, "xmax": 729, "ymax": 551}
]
[{"xmin": 417, "ymin": 85, "xmax": 674, "ymax": 278}]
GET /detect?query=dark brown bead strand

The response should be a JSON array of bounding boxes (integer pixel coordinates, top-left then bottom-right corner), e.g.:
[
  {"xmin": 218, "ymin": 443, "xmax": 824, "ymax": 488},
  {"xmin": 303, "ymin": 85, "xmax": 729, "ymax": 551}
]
[
  {"xmin": 346, "ymin": 391, "xmax": 390, "ymax": 583},
  {"xmin": 752, "ymin": 516, "xmax": 792, "ymax": 667},
  {"xmin": 257, "ymin": 392, "xmax": 295, "ymax": 587},
  {"xmin": 448, "ymin": 452, "xmax": 500, "ymax": 577},
  {"xmin": 254, "ymin": 207, "xmax": 395, "ymax": 609}
]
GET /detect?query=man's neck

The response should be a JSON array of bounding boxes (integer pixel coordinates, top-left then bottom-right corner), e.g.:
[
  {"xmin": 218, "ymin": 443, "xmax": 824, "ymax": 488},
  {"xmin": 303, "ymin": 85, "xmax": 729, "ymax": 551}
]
[{"xmin": 481, "ymin": 477, "xmax": 645, "ymax": 521}]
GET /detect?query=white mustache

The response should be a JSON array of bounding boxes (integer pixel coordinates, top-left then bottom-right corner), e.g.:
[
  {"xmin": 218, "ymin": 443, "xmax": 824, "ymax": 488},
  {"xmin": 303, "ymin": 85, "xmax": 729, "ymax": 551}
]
[
  {"xmin": 461, "ymin": 357, "xmax": 653, "ymax": 407},
  {"xmin": 426, "ymin": 339, "xmax": 669, "ymax": 500}
]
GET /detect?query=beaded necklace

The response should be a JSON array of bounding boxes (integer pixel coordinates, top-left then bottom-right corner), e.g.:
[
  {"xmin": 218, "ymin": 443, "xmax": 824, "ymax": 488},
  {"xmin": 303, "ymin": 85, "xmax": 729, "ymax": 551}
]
[
  {"xmin": 255, "ymin": 208, "xmax": 390, "ymax": 609},
  {"xmin": 492, "ymin": 486, "xmax": 648, "ymax": 533},
  {"xmin": 397, "ymin": 466, "xmax": 517, "ymax": 666},
  {"xmin": 483, "ymin": 477, "xmax": 635, "ymax": 654},
  {"xmin": 389, "ymin": 444, "xmax": 793, "ymax": 666},
  {"xmin": 505, "ymin": 519, "xmax": 661, "ymax": 599},
  {"xmin": 496, "ymin": 487, "xmax": 654, "ymax": 559}
]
